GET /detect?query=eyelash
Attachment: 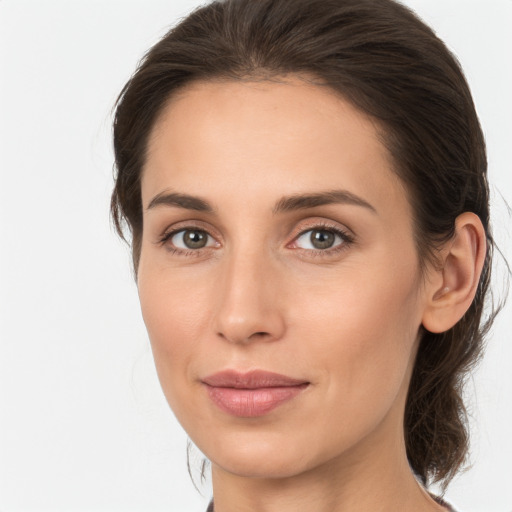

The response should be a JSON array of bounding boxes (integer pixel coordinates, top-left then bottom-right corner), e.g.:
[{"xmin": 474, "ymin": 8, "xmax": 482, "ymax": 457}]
[{"xmin": 157, "ymin": 222, "xmax": 355, "ymax": 258}]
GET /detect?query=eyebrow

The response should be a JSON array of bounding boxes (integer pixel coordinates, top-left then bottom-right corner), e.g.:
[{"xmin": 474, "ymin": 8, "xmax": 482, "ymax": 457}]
[
  {"xmin": 146, "ymin": 189, "xmax": 376, "ymax": 215},
  {"xmin": 147, "ymin": 191, "xmax": 214, "ymax": 212},
  {"xmin": 272, "ymin": 189, "xmax": 377, "ymax": 215}
]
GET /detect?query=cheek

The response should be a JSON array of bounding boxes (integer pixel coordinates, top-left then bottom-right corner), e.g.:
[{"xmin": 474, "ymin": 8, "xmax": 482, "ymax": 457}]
[
  {"xmin": 136, "ymin": 261, "xmax": 212, "ymax": 406},
  {"xmin": 289, "ymin": 258, "xmax": 422, "ymax": 415}
]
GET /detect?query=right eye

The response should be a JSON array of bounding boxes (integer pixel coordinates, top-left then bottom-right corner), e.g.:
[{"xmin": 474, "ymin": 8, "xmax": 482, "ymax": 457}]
[{"xmin": 166, "ymin": 229, "xmax": 216, "ymax": 250}]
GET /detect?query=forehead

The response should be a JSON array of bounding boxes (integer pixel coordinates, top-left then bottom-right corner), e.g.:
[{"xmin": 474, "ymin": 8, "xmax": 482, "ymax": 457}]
[{"xmin": 142, "ymin": 76, "xmax": 408, "ymax": 217}]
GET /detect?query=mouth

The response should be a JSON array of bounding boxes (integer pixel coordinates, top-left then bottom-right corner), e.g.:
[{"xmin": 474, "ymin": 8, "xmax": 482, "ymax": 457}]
[{"xmin": 202, "ymin": 369, "xmax": 310, "ymax": 417}]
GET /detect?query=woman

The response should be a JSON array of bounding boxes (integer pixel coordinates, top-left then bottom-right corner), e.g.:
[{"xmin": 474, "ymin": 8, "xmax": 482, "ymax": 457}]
[{"xmin": 111, "ymin": 0, "xmax": 499, "ymax": 510}]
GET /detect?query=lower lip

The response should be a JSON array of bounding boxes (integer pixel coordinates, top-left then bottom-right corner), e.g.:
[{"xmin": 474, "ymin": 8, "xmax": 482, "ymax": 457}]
[{"xmin": 204, "ymin": 384, "xmax": 308, "ymax": 417}]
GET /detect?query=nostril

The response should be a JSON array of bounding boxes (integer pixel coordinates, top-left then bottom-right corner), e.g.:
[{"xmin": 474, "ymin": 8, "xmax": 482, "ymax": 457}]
[
  {"xmin": 252, "ymin": 331, "xmax": 270, "ymax": 338},
  {"xmin": 216, "ymin": 330, "xmax": 273, "ymax": 344}
]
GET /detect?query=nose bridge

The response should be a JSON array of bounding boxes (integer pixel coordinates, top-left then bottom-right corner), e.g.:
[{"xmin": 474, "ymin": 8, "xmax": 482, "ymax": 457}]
[{"xmin": 213, "ymin": 241, "xmax": 285, "ymax": 344}]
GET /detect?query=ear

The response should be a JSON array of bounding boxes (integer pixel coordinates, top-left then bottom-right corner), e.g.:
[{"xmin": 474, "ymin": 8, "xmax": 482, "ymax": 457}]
[{"xmin": 422, "ymin": 212, "xmax": 487, "ymax": 334}]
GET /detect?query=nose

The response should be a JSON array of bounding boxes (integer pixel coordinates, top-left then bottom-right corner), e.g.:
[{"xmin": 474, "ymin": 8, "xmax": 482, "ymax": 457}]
[{"xmin": 213, "ymin": 248, "xmax": 286, "ymax": 345}]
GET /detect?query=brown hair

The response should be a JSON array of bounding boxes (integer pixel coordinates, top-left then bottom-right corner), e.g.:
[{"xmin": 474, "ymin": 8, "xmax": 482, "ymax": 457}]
[{"xmin": 111, "ymin": 0, "xmax": 497, "ymax": 490}]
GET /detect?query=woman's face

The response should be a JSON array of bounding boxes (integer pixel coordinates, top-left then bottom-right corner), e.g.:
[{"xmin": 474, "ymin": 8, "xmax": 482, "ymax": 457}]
[{"xmin": 138, "ymin": 76, "xmax": 431, "ymax": 478}]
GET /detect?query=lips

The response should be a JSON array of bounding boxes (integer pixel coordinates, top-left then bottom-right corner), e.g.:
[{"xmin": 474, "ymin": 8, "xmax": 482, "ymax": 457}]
[{"xmin": 202, "ymin": 369, "xmax": 309, "ymax": 417}]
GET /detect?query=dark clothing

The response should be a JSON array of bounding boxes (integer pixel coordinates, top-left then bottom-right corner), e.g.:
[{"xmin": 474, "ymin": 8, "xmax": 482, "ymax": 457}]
[
  {"xmin": 206, "ymin": 496, "xmax": 457, "ymax": 511},
  {"xmin": 433, "ymin": 495, "xmax": 457, "ymax": 511}
]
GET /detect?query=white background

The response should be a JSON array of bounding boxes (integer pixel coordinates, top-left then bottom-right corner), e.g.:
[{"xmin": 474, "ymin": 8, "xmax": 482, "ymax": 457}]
[{"xmin": 0, "ymin": 1, "xmax": 510, "ymax": 511}]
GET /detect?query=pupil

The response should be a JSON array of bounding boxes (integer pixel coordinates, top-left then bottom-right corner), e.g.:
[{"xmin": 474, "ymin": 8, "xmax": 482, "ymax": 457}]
[
  {"xmin": 184, "ymin": 230, "xmax": 207, "ymax": 249},
  {"xmin": 311, "ymin": 230, "xmax": 334, "ymax": 249}
]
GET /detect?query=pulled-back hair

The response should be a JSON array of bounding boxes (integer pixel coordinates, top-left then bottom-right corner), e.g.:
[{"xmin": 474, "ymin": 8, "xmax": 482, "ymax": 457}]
[{"xmin": 111, "ymin": 0, "xmax": 496, "ymax": 489}]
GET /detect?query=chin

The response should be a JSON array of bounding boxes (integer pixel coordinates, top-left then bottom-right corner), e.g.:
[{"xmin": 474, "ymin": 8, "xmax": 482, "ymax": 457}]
[
  {"xmin": 213, "ymin": 454, "xmax": 308, "ymax": 480},
  {"xmin": 199, "ymin": 430, "xmax": 326, "ymax": 480}
]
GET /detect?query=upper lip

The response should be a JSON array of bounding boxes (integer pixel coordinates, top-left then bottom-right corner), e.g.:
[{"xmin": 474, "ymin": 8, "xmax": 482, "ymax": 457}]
[{"xmin": 202, "ymin": 369, "xmax": 309, "ymax": 389}]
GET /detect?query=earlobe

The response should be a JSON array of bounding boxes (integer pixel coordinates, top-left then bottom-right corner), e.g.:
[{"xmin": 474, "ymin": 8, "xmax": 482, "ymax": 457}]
[{"xmin": 422, "ymin": 212, "xmax": 487, "ymax": 334}]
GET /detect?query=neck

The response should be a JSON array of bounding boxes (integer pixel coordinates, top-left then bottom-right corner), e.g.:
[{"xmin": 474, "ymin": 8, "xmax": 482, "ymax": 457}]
[
  {"xmin": 211, "ymin": 444, "xmax": 437, "ymax": 512},
  {"xmin": 211, "ymin": 434, "xmax": 442, "ymax": 512}
]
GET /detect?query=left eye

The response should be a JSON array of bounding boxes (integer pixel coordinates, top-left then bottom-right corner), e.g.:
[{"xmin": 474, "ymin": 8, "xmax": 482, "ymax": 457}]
[
  {"xmin": 294, "ymin": 228, "xmax": 345, "ymax": 250},
  {"xmin": 170, "ymin": 229, "xmax": 216, "ymax": 250}
]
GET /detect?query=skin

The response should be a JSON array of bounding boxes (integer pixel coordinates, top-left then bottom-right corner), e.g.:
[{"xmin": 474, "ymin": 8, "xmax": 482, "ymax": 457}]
[{"xmin": 137, "ymin": 76, "xmax": 485, "ymax": 512}]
